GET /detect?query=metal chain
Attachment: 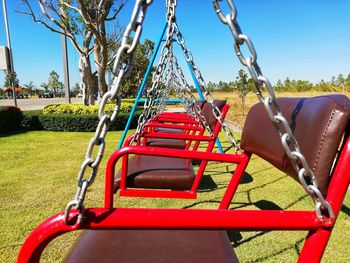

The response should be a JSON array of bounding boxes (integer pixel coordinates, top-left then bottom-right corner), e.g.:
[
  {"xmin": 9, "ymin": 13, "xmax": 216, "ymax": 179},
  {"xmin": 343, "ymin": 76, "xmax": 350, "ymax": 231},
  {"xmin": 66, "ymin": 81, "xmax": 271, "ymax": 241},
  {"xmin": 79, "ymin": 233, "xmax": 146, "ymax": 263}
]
[
  {"xmin": 212, "ymin": 0, "xmax": 334, "ymax": 220},
  {"xmin": 64, "ymin": 0, "xmax": 153, "ymax": 224},
  {"xmin": 133, "ymin": 0, "xmax": 178, "ymax": 143},
  {"xmin": 173, "ymin": 23, "xmax": 240, "ymax": 151},
  {"xmin": 172, "ymin": 56, "xmax": 213, "ymax": 134}
]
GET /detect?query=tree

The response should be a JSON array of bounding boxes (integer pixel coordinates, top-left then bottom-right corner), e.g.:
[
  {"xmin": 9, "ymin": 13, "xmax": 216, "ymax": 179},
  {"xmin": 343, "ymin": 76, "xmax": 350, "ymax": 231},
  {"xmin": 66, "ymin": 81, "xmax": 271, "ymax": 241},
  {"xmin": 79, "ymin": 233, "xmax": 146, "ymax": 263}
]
[
  {"xmin": 4, "ymin": 71, "xmax": 19, "ymax": 88},
  {"xmin": 48, "ymin": 71, "xmax": 62, "ymax": 96},
  {"xmin": 41, "ymin": 82, "xmax": 50, "ymax": 92},
  {"xmin": 23, "ymin": 81, "xmax": 35, "ymax": 96},
  {"xmin": 19, "ymin": 0, "xmax": 127, "ymax": 105},
  {"xmin": 275, "ymin": 79, "xmax": 284, "ymax": 92},
  {"xmin": 234, "ymin": 69, "xmax": 253, "ymax": 116},
  {"xmin": 114, "ymin": 39, "xmax": 155, "ymax": 98},
  {"xmin": 72, "ymin": 82, "xmax": 81, "ymax": 96}
]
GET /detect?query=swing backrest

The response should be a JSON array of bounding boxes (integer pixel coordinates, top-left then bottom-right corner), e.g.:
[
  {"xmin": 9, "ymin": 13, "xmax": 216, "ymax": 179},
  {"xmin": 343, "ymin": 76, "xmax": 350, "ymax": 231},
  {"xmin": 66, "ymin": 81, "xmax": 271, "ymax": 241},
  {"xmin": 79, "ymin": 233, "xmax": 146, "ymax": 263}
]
[
  {"xmin": 241, "ymin": 94, "xmax": 350, "ymax": 196},
  {"xmin": 200, "ymin": 100, "xmax": 227, "ymax": 131}
]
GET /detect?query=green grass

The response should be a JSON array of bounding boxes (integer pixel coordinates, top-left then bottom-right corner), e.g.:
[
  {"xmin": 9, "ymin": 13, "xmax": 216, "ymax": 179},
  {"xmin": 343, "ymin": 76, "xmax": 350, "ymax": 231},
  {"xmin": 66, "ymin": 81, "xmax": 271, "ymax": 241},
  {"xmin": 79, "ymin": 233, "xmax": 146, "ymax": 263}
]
[
  {"xmin": 0, "ymin": 130, "xmax": 349, "ymax": 262},
  {"xmin": 213, "ymin": 91, "xmax": 350, "ymax": 128}
]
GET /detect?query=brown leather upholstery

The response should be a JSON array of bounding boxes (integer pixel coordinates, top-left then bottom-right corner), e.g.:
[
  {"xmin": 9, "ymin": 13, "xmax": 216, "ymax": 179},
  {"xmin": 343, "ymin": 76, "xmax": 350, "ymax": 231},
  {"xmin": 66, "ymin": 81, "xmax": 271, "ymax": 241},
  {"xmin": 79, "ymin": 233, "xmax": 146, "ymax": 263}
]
[
  {"xmin": 201, "ymin": 100, "xmax": 227, "ymax": 130},
  {"xmin": 194, "ymin": 100, "xmax": 207, "ymax": 110},
  {"xmin": 115, "ymin": 155, "xmax": 195, "ymax": 190},
  {"xmin": 148, "ymin": 128, "xmax": 187, "ymax": 149},
  {"xmin": 64, "ymin": 230, "xmax": 239, "ymax": 263},
  {"xmin": 155, "ymin": 127, "xmax": 183, "ymax": 134},
  {"xmin": 241, "ymin": 95, "xmax": 350, "ymax": 195},
  {"xmin": 147, "ymin": 138, "xmax": 187, "ymax": 149}
]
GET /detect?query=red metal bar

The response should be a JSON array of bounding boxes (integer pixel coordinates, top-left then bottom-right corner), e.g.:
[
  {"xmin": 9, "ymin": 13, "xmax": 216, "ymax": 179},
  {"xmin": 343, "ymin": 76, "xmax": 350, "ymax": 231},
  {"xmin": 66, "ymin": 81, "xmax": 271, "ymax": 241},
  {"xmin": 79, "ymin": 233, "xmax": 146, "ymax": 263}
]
[
  {"xmin": 119, "ymin": 189, "xmax": 196, "ymax": 199},
  {"xmin": 298, "ymin": 136, "xmax": 350, "ymax": 261},
  {"xmin": 190, "ymin": 104, "xmax": 230, "ymax": 192},
  {"xmin": 154, "ymin": 118, "xmax": 199, "ymax": 125},
  {"xmin": 220, "ymin": 152, "xmax": 251, "ymax": 209},
  {"xmin": 145, "ymin": 122, "xmax": 203, "ymax": 131},
  {"xmin": 143, "ymin": 132, "xmax": 212, "ymax": 141},
  {"xmin": 105, "ymin": 146, "xmax": 245, "ymax": 206},
  {"xmin": 17, "ymin": 208, "xmax": 324, "ymax": 263}
]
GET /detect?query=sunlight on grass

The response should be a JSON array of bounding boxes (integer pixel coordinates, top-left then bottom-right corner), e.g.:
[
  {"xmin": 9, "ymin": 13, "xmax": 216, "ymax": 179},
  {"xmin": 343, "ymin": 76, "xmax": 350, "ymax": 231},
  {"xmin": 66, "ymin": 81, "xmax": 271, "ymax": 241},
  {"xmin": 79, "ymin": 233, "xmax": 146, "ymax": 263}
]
[{"xmin": 1, "ymin": 99, "xmax": 349, "ymax": 262}]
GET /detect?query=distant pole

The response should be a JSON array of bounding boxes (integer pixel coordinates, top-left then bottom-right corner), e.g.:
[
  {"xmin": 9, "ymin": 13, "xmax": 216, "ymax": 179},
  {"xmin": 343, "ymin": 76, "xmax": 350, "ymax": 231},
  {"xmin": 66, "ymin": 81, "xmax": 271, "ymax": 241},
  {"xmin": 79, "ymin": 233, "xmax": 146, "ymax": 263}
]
[
  {"xmin": 61, "ymin": 33, "xmax": 71, "ymax": 103},
  {"xmin": 2, "ymin": 0, "xmax": 17, "ymax": 107}
]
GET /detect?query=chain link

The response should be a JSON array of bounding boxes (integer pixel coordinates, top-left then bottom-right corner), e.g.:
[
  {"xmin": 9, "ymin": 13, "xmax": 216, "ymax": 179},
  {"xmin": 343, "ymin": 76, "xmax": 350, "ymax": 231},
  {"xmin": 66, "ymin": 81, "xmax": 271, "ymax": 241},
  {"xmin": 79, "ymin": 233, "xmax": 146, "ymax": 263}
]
[
  {"xmin": 64, "ymin": 0, "xmax": 153, "ymax": 224},
  {"xmin": 212, "ymin": 0, "xmax": 333, "ymax": 220},
  {"xmin": 173, "ymin": 23, "xmax": 240, "ymax": 150},
  {"xmin": 132, "ymin": 1, "xmax": 178, "ymax": 143}
]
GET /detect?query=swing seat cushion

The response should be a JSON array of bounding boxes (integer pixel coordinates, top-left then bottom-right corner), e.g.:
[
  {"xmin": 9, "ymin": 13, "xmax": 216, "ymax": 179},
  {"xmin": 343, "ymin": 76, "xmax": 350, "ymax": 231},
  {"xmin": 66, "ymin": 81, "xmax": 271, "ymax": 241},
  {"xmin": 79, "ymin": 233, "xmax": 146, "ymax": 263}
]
[
  {"xmin": 147, "ymin": 128, "xmax": 187, "ymax": 149},
  {"xmin": 147, "ymin": 138, "xmax": 187, "ymax": 149},
  {"xmin": 155, "ymin": 127, "xmax": 183, "ymax": 133},
  {"xmin": 114, "ymin": 155, "xmax": 195, "ymax": 191},
  {"xmin": 201, "ymin": 100, "xmax": 227, "ymax": 130},
  {"xmin": 241, "ymin": 94, "xmax": 350, "ymax": 195},
  {"xmin": 64, "ymin": 230, "xmax": 239, "ymax": 263}
]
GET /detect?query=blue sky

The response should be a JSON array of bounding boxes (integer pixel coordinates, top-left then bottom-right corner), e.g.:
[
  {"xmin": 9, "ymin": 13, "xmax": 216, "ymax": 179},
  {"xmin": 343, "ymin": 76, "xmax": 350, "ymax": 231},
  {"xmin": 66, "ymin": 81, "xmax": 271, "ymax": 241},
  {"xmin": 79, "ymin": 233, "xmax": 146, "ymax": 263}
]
[{"xmin": 1, "ymin": 0, "xmax": 350, "ymax": 89}]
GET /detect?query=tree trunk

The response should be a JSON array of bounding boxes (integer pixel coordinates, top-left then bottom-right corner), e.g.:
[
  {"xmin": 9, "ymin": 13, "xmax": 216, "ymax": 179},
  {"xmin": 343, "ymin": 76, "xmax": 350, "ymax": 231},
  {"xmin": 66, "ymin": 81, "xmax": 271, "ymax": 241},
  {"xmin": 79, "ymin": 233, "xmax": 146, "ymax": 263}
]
[
  {"xmin": 94, "ymin": 38, "xmax": 108, "ymax": 99},
  {"xmin": 79, "ymin": 55, "xmax": 95, "ymax": 105},
  {"xmin": 242, "ymin": 97, "xmax": 245, "ymax": 116}
]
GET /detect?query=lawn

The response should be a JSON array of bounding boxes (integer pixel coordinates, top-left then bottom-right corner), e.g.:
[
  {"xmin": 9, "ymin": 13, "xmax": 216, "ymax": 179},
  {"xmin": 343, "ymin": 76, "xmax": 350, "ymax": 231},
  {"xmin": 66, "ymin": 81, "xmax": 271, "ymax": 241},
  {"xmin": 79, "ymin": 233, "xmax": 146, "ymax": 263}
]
[
  {"xmin": 0, "ymin": 129, "xmax": 349, "ymax": 262},
  {"xmin": 213, "ymin": 91, "xmax": 350, "ymax": 128}
]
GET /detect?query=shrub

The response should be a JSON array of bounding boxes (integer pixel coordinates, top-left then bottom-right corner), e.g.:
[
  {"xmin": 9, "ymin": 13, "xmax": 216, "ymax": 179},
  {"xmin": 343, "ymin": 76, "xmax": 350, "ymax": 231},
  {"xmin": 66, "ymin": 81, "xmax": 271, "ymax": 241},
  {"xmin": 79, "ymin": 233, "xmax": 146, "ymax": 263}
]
[
  {"xmin": 0, "ymin": 106, "xmax": 23, "ymax": 133},
  {"xmin": 21, "ymin": 111, "xmax": 142, "ymax": 132},
  {"xmin": 43, "ymin": 102, "xmax": 135, "ymax": 115},
  {"xmin": 21, "ymin": 111, "xmax": 43, "ymax": 130}
]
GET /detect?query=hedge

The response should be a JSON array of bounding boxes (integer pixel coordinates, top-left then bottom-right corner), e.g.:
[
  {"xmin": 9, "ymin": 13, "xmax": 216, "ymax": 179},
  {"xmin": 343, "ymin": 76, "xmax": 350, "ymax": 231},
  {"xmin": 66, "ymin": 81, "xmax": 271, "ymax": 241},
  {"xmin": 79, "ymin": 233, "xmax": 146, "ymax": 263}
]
[
  {"xmin": 43, "ymin": 102, "xmax": 136, "ymax": 115},
  {"xmin": 21, "ymin": 111, "xmax": 142, "ymax": 132},
  {"xmin": 0, "ymin": 106, "xmax": 23, "ymax": 133}
]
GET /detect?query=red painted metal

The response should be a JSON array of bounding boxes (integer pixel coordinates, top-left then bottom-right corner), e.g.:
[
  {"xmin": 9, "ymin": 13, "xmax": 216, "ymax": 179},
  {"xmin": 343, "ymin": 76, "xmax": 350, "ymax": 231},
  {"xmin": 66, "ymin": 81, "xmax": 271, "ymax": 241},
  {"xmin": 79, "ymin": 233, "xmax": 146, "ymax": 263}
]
[
  {"xmin": 17, "ymin": 208, "xmax": 325, "ymax": 263},
  {"xmin": 105, "ymin": 146, "xmax": 245, "ymax": 204},
  {"xmin": 219, "ymin": 152, "xmax": 251, "ymax": 209},
  {"xmin": 119, "ymin": 188, "xmax": 196, "ymax": 199},
  {"xmin": 143, "ymin": 132, "xmax": 212, "ymax": 141},
  {"xmin": 17, "ymin": 104, "xmax": 350, "ymax": 262},
  {"xmin": 298, "ymin": 136, "xmax": 350, "ymax": 261},
  {"xmin": 145, "ymin": 122, "xmax": 203, "ymax": 131}
]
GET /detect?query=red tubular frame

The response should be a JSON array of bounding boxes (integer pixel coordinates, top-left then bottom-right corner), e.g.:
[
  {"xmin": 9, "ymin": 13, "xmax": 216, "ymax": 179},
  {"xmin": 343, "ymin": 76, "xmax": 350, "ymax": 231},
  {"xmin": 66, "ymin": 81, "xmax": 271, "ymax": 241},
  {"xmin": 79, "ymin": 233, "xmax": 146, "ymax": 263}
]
[
  {"xmin": 17, "ymin": 137, "xmax": 350, "ymax": 263},
  {"xmin": 18, "ymin": 209, "xmax": 324, "ymax": 263},
  {"xmin": 105, "ymin": 146, "xmax": 249, "ymax": 202},
  {"xmin": 116, "ymin": 104, "xmax": 230, "ymax": 198}
]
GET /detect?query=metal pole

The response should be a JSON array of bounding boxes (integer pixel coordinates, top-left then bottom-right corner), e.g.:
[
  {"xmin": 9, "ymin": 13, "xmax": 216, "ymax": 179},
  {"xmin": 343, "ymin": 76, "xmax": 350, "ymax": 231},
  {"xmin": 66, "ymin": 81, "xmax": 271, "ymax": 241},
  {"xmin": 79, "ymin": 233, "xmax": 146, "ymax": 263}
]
[
  {"xmin": 117, "ymin": 22, "xmax": 168, "ymax": 149},
  {"xmin": 2, "ymin": 0, "xmax": 17, "ymax": 107},
  {"xmin": 61, "ymin": 34, "xmax": 71, "ymax": 103}
]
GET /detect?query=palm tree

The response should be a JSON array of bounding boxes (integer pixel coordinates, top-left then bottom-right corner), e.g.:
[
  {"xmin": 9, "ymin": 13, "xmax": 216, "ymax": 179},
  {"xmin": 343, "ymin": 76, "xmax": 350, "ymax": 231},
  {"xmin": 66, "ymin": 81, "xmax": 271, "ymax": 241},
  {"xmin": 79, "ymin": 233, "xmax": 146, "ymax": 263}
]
[{"xmin": 23, "ymin": 81, "xmax": 34, "ymax": 96}]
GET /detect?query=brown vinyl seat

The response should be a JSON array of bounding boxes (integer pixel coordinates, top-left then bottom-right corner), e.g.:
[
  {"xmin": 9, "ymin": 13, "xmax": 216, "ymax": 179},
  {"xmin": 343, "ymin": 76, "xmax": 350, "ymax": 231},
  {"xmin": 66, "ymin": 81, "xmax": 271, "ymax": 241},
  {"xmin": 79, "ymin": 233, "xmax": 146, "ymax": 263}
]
[
  {"xmin": 241, "ymin": 94, "xmax": 350, "ymax": 196},
  {"xmin": 146, "ymin": 100, "xmax": 226, "ymax": 149},
  {"xmin": 147, "ymin": 127, "xmax": 187, "ymax": 149},
  {"xmin": 115, "ymin": 155, "xmax": 195, "ymax": 190},
  {"xmin": 115, "ymin": 100, "xmax": 228, "ymax": 192},
  {"xmin": 64, "ymin": 230, "xmax": 239, "ymax": 263},
  {"xmin": 146, "ymin": 138, "xmax": 188, "ymax": 149}
]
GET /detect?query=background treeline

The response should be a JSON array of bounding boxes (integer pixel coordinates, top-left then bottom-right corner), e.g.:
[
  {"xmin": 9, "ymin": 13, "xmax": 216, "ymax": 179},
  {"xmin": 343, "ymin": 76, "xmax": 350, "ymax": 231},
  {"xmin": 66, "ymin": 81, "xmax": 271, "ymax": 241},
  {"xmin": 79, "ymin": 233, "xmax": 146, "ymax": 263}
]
[{"xmin": 207, "ymin": 73, "xmax": 350, "ymax": 93}]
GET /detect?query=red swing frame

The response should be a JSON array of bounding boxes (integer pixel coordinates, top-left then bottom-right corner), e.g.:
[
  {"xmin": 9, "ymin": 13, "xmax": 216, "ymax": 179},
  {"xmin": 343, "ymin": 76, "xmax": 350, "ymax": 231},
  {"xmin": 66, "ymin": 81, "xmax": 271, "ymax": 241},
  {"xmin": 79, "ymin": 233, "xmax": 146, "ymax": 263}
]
[
  {"xmin": 117, "ymin": 104, "xmax": 231, "ymax": 198},
  {"xmin": 17, "ymin": 136, "xmax": 350, "ymax": 263}
]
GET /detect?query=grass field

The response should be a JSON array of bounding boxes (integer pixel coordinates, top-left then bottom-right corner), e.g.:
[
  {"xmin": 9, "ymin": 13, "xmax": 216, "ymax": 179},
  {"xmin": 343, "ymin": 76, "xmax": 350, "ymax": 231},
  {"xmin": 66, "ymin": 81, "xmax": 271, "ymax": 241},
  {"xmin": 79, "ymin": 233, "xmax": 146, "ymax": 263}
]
[
  {"xmin": 213, "ymin": 91, "xmax": 350, "ymax": 128},
  {"xmin": 1, "ymin": 128, "xmax": 349, "ymax": 262}
]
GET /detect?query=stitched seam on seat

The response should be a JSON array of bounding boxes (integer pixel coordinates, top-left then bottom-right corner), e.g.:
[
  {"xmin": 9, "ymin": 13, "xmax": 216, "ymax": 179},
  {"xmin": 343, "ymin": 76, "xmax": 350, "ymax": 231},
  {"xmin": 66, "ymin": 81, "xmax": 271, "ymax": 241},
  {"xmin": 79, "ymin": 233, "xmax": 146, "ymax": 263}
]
[{"xmin": 312, "ymin": 108, "xmax": 336, "ymax": 171}]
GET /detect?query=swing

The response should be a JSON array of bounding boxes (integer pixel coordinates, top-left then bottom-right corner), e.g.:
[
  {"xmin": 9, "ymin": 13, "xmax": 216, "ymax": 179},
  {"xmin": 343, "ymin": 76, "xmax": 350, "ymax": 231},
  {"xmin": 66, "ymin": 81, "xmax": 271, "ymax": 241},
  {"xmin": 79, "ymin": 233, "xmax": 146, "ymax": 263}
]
[
  {"xmin": 114, "ymin": 99, "xmax": 229, "ymax": 197},
  {"xmin": 17, "ymin": 1, "xmax": 350, "ymax": 262}
]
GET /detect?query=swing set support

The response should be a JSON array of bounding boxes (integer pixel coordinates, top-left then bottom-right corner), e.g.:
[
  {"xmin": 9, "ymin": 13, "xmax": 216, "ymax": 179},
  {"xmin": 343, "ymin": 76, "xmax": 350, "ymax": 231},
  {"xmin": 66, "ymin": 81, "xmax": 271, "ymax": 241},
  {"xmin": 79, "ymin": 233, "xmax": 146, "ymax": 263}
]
[{"xmin": 117, "ymin": 22, "xmax": 224, "ymax": 153}]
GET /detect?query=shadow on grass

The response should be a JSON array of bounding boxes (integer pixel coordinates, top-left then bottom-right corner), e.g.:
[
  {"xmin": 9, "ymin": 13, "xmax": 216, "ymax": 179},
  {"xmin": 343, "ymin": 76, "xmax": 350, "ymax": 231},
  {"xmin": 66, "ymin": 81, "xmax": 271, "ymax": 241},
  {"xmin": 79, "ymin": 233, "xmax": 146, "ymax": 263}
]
[
  {"xmin": 198, "ymin": 175, "xmax": 218, "ymax": 192},
  {"xmin": 0, "ymin": 130, "xmax": 31, "ymax": 138},
  {"xmin": 341, "ymin": 204, "xmax": 350, "ymax": 216},
  {"xmin": 193, "ymin": 157, "xmax": 309, "ymax": 260}
]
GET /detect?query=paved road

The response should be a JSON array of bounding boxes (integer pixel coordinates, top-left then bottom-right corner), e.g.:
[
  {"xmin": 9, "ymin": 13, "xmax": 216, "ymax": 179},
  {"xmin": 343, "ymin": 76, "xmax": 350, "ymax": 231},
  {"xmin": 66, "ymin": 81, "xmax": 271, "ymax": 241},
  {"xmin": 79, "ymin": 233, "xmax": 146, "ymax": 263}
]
[{"xmin": 0, "ymin": 98, "xmax": 82, "ymax": 111}]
